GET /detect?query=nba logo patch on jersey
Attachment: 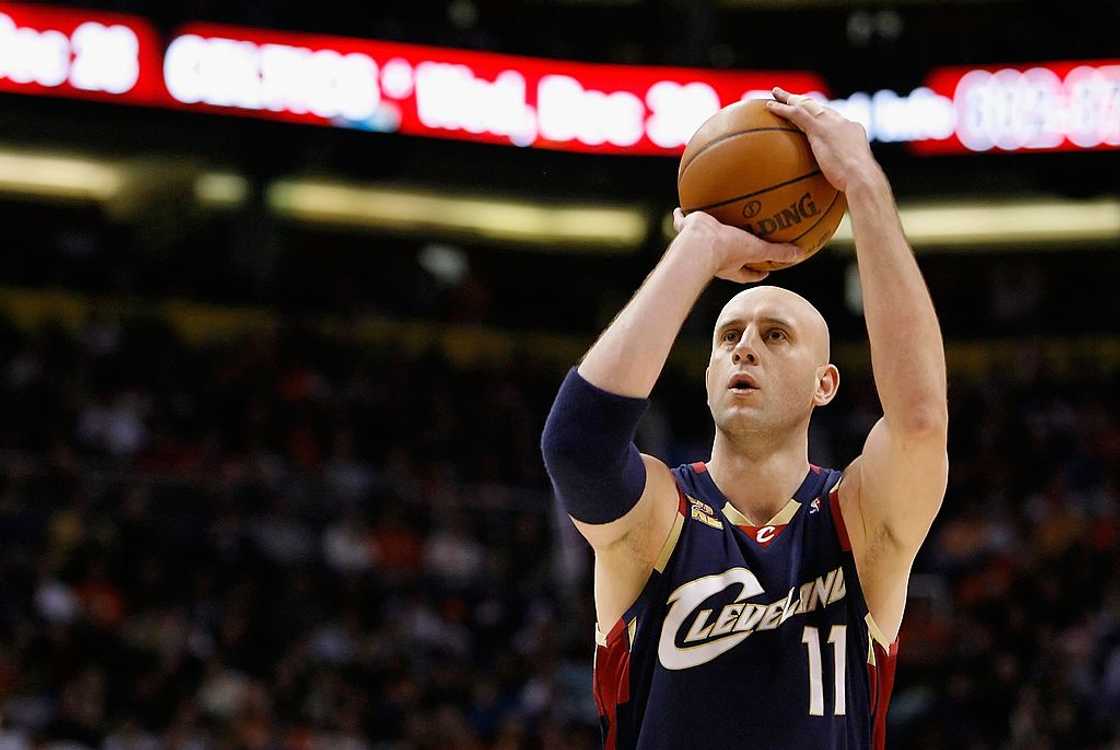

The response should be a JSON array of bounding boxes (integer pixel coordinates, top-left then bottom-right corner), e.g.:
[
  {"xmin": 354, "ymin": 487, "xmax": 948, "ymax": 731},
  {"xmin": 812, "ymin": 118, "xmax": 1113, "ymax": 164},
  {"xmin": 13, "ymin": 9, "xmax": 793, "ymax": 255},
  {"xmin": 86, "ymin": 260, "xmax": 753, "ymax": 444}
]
[{"xmin": 810, "ymin": 498, "xmax": 821, "ymax": 514}]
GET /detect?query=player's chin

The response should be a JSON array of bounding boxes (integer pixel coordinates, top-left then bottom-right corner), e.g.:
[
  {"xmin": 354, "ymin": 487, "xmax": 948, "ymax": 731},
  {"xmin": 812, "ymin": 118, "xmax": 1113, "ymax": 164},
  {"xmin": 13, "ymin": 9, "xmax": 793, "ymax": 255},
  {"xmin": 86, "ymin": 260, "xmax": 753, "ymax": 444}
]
[{"xmin": 716, "ymin": 400, "xmax": 764, "ymax": 426}]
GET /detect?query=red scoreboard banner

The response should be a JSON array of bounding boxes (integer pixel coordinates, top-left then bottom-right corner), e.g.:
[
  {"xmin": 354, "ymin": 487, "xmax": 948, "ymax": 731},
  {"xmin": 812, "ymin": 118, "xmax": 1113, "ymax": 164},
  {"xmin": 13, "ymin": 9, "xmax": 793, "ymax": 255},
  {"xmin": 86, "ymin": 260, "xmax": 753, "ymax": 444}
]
[
  {"xmin": 160, "ymin": 22, "xmax": 826, "ymax": 155},
  {"xmin": 916, "ymin": 60, "xmax": 1120, "ymax": 154},
  {"xmin": 0, "ymin": 3, "xmax": 164, "ymax": 104},
  {"xmin": 0, "ymin": 2, "xmax": 1116, "ymax": 156}
]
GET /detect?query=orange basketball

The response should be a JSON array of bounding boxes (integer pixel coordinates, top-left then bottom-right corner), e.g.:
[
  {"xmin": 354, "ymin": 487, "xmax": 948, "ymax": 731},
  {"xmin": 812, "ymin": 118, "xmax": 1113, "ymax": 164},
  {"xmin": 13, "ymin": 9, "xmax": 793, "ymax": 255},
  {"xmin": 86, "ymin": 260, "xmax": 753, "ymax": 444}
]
[{"xmin": 677, "ymin": 99, "xmax": 846, "ymax": 270}]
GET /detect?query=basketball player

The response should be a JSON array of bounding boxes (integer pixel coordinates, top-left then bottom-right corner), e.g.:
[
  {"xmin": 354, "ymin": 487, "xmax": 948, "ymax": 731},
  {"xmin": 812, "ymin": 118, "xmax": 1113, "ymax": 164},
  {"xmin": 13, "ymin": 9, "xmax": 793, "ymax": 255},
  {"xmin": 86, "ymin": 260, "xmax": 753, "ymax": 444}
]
[{"xmin": 540, "ymin": 88, "xmax": 948, "ymax": 749}]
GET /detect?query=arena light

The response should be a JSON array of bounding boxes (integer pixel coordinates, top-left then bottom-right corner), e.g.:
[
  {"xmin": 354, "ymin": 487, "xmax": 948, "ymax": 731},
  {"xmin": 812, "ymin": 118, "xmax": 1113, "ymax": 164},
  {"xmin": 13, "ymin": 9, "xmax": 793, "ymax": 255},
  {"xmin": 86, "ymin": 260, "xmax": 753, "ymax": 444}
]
[
  {"xmin": 0, "ymin": 147, "xmax": 249, "ymax": 210},
  {"xmin": 194, "ymin": 172, "xmax": 250, "ymax": 208},
  {"xmin": 661, "ymin": 197, "xmax": 1120, "ymax": 249},
  {"xmin": 831, "ymin": 197, "xmax": 1120, "ymax": 248},
  {"xmin": 0, "ymin": 149, "xmax": 126, "ymax": 201},
  {"xmin": 267, "ymin": 179, "xmax": 649, "ymax": 251}
]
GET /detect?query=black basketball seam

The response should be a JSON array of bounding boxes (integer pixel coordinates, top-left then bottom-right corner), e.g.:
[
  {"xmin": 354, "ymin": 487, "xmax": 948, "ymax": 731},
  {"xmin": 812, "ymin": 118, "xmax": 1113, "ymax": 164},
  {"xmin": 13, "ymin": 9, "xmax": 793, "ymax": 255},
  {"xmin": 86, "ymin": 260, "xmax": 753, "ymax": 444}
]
[
  {"xmin": 683, "ymin": 169, "xmax": 822, "ymax": 213},
  {"xmin": 679, "ymin": 127, "xmax": 806, "ymax": 178},
  {"xmin": 792, "ymin": 190, "xmax": 844, "ymax": 244}
]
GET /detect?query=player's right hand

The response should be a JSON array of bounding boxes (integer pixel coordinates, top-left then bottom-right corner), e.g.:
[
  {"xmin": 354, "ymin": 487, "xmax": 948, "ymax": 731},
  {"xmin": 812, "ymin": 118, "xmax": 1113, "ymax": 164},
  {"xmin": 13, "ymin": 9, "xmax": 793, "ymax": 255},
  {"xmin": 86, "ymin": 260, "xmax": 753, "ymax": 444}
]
[{"xmin": 672, "ymin": 208, "xmax": 801, "ymax": 284}]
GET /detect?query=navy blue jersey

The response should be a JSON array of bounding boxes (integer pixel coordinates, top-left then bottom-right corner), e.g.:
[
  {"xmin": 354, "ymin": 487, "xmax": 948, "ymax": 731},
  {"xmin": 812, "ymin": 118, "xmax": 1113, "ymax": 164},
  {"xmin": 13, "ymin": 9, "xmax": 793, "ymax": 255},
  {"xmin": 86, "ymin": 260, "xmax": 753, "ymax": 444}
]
[{"xmin": 592, "ymin": 462, "xmax": 898, "ymax": 750}]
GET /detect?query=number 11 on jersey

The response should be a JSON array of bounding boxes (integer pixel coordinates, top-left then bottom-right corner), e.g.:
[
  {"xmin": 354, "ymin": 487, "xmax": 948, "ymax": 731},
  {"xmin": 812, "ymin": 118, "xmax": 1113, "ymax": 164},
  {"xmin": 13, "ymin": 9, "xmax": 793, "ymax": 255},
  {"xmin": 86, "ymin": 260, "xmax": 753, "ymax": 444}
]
[{"xmin": 802, "ymin": 625, "xmax": 847, "ymax": 716}]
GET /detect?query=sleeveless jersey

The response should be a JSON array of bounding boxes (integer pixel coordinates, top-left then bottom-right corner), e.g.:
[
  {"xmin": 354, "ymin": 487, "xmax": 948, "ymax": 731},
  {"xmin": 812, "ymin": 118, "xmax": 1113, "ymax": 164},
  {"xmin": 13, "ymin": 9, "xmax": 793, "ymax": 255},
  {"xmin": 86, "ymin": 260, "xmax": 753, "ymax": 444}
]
[{"xmin": 592, "ymin": 462, "xmax": 898, "ymax": 749}]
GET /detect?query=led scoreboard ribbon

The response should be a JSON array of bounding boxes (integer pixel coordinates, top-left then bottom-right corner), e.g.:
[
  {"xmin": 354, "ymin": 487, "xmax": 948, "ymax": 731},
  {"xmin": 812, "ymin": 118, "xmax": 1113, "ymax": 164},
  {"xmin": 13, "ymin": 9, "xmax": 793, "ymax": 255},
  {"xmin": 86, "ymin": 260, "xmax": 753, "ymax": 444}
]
[
  {"xmin": 0, "ymin": 2, "xmax": 164, "ymax": 104},
  {"xmin": 0, "ymin": 2, "xmax": 1117, "ymax": 156},
  {"xmin": 917, "ymin": 61, "xmax": 1120, "ymax": 154},
  {"xmin": 161, "ymin": 22, "xmax": 826, "ymax": 155}
]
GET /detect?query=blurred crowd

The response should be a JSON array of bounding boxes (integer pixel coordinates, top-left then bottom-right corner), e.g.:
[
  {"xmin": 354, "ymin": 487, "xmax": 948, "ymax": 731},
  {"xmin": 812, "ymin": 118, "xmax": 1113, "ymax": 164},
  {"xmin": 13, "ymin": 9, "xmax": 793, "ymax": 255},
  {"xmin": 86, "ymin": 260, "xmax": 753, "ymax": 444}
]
[{"xmin": 0, "ymin": 311, "xmax": 1115, "ymax": 749}]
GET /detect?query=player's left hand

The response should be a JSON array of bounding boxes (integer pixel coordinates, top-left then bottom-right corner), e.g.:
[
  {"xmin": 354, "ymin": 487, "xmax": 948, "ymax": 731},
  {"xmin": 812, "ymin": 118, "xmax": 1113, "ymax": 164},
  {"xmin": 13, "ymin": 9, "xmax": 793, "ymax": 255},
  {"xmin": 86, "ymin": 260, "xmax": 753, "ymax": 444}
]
[{"xmin": 766, "ymin": 87, "xmax": 882, "ymax": 193}]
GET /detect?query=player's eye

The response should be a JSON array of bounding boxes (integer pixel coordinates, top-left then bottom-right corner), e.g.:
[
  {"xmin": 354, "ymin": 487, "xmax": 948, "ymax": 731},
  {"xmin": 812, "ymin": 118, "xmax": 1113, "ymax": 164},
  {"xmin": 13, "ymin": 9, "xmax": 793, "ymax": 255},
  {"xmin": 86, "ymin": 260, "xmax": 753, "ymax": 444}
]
[
  {"xmin": 723, "ymin": 330, "xmax": 739, "ymax": 343},
  {"xmin": 767, "ymin": 329, "xmax": 788, "ymax": 342}
]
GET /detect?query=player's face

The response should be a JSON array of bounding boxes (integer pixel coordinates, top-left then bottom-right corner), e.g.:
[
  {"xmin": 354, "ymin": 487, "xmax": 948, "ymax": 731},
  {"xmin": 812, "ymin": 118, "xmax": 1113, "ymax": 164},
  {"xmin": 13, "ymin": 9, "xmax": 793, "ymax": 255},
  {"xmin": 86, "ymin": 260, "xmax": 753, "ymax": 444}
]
[{"xmin": 705, "ymin": 287, "xmax": 836, "ymax": 437}]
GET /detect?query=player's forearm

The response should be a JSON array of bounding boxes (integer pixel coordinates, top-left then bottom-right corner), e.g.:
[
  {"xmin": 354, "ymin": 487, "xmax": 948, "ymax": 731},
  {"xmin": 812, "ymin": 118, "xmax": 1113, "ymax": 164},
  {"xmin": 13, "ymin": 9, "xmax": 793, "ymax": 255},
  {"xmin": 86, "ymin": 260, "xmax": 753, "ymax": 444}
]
[
  {"xmin": 541, "ymin": 234, "xmax": 713, "ymax": 526},
  {"xmin": 577, "ymin": 233, "xmax": 717, "ymax": 398},
  {"xmin": 848, "ymin": 171, "xmax": 947, "ymax": 433}
]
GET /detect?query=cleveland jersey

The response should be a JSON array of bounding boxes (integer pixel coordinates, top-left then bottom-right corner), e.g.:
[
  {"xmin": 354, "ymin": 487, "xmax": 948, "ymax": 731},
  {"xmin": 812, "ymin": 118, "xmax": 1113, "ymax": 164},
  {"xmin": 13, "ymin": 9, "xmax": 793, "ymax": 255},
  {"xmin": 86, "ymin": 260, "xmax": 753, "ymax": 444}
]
[{"xmin": 592, "ymin": 462, "xmax": 898, "ymax": 749}]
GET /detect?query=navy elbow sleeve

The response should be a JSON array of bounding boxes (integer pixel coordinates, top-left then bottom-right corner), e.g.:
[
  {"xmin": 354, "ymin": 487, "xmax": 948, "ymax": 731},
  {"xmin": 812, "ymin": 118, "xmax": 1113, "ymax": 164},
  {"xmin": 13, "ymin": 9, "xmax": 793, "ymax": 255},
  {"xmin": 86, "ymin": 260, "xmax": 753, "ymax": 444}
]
[{"xmin": 540, "ymin": 367, "xmax": 649, "ymax": 524}]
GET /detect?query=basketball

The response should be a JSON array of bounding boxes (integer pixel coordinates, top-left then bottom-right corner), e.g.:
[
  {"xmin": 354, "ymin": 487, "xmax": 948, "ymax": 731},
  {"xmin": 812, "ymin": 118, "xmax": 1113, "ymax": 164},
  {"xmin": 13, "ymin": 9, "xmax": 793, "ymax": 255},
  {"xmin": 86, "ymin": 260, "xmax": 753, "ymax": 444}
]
[{"xmin": 678, "ymin": 99, "xmax": 847, "ymax": 270}]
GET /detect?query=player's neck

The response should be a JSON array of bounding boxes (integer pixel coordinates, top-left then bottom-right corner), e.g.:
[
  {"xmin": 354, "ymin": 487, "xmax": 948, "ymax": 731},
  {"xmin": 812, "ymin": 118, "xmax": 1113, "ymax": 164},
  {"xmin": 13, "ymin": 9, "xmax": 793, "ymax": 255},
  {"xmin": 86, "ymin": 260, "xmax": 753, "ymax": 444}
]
[{"xmin": 706, "ymin": 430, "xmax": 810, "ymax": 527}]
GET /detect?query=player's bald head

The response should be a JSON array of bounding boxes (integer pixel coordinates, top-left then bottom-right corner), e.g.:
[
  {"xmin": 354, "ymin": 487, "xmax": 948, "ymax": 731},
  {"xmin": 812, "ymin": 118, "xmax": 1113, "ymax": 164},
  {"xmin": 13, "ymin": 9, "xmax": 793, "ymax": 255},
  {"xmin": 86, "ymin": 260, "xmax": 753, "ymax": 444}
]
[{"xmin": 713, "ymin": 286, "xmax": 830, "ymax": 364}]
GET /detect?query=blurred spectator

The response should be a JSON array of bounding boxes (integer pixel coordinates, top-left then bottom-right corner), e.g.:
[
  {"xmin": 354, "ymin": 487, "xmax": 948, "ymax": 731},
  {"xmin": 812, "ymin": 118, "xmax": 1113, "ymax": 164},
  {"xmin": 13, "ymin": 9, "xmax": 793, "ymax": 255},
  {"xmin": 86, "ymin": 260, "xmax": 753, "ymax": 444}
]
[{"xmin": 0, "ymin": 312, "xmax": 1113, "ymax": 749}]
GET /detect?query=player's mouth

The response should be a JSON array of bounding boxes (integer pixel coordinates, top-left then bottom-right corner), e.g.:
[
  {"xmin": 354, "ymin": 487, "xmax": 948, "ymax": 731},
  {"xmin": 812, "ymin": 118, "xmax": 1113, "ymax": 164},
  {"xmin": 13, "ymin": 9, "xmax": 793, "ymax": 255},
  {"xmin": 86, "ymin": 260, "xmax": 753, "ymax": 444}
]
[{"xmin": 727, "ymin": 373, "xmax": 760, "ymax": 393}]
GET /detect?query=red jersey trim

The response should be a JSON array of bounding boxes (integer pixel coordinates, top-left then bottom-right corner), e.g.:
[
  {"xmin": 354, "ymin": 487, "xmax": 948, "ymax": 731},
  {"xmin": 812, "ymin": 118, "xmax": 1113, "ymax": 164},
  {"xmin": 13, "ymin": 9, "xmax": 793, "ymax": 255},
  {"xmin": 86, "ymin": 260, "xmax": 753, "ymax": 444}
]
[
  {"xmin": 731, "ymin": 522, "xmax": 790, "ymax": 547},
  {"xmin": 867, "ymin": 637, "xmax": 900, "ymax": 750},
  {"xmin": 593, "ymin": 616, "xmax": 633, "ymax": 750}
]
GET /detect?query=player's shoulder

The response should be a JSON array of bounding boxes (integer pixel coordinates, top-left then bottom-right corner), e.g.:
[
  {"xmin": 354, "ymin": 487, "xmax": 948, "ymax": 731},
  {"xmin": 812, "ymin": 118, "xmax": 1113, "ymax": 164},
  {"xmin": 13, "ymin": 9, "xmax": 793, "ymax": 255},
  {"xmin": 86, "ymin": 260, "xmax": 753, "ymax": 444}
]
[
  {"xmin": 810, "ymin": 464, "xmax": 857, "ymax": 553},
  {"xmin": 665, "ymin": 460, "xmax": 715, "ymax": 500},
  {"xmin": 806, "ymin": 463, "xmax": 845, "ymax": 498},
  {"xmin": 667, "ymin": 460, "xmax": 704, "ymax": 481}
]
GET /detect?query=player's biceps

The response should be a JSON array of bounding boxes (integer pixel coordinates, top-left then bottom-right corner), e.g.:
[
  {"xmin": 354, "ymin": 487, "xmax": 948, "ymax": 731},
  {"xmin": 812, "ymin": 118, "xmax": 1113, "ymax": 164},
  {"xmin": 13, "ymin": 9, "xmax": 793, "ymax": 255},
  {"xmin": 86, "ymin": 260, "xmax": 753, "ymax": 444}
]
[{"xmin": 862, "ymin": 415, "xmax": 945, "ymax": 477}]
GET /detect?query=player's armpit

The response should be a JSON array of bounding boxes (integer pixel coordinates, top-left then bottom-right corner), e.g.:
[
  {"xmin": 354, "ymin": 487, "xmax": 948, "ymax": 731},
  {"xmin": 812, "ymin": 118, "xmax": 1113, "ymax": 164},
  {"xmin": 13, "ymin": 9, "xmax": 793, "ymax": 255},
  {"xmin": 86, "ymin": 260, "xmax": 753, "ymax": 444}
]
[{"xmin": 574, "ymin": 455, "xmax": 682, "ymax": 628}]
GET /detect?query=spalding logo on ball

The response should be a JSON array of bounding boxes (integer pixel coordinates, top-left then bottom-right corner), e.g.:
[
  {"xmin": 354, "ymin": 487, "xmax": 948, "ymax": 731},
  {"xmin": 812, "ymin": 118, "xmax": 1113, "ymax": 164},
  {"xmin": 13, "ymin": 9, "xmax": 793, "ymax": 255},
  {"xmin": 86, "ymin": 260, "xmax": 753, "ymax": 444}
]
[{"xmin": 677, "ymin": 99, "xmax": 847, "ymax": 271}]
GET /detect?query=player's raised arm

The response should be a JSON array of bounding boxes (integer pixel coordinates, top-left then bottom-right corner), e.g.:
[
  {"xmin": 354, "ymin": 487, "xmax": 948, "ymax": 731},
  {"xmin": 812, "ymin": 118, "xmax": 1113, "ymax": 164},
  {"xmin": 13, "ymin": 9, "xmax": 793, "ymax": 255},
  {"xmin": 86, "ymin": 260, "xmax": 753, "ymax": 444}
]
[
  {"xmin": 767, "ymin": 88, "xmax": 948, "ymax": 641},
  {"xmin": 540, "ymin": 211, "xmax": 801, "ymax": 554}
]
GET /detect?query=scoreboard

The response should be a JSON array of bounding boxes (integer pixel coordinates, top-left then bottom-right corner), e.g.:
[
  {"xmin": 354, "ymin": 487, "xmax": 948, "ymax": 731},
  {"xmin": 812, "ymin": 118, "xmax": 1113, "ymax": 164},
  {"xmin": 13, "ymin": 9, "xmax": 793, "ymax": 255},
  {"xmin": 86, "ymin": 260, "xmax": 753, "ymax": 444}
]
[{"xmin": 1, "ymin": 2, "xmax": 1117, "ymax": 156}]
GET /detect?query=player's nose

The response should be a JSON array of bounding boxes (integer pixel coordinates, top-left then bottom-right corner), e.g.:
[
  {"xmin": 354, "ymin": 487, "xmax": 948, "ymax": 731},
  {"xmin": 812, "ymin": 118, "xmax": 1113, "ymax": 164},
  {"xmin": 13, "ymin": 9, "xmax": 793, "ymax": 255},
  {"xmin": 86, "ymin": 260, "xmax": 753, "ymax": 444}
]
[{"xmin": 732, "ymin": 332, "xmax": 759, "ymax": 365}]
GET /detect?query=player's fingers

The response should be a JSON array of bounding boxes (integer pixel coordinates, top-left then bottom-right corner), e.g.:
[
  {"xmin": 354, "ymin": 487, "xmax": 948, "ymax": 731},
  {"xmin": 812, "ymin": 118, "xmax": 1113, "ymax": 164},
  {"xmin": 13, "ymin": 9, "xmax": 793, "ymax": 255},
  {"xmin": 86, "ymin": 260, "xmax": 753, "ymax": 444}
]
[
  {"xmin": 765, "ymin": 99, "xmax": 814, "ymax": 132},
  {"xmin": 797, "ymin": 96, "xmax": 827, "ymax": 117},
  {"xmin": 733, "ymin": 267, "xmax": 770, "ymax": 284},
  {"xmin": 747, "ymin": 239, "xmax": 801, "ymax": 265},
  {"xmin": 771, "ymin": 86, "xmax": 792, "ymax": 103},
  {"xmin": 773, "ymin": 87, "xmax": 826, "ymax": 114},
  {"xmin": 673, "ymin": 207, "xmax": 686, "ymax": 232}
]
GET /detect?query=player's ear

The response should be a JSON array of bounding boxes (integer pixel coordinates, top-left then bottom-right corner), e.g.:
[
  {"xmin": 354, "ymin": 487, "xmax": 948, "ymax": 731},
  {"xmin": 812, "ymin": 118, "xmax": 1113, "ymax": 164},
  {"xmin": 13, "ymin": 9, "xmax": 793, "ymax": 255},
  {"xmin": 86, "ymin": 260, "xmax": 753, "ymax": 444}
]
[
  {"xmin": 705, "ymin": 365, "xmax": 711, "ymax": 406},
  {"xmin": 813, "ymin": 363, "xmax": 839, "ymax": 406}
]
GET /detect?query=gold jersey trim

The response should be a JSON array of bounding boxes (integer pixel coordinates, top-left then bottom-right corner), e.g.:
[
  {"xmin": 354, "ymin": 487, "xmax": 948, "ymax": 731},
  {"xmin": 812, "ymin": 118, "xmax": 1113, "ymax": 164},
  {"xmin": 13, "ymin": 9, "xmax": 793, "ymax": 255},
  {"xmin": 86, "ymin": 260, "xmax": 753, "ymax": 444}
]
[
  {"xmin": 721, "ymin": 497, "xmax": 801, "ymax": 528},
  {"xmin": 866, "ymin": 611, "xmax": 892, "ymax": 652},
  {"xmin": 654, "ymin": 508, "xmax": 686, "ymax": 573}
]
